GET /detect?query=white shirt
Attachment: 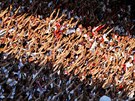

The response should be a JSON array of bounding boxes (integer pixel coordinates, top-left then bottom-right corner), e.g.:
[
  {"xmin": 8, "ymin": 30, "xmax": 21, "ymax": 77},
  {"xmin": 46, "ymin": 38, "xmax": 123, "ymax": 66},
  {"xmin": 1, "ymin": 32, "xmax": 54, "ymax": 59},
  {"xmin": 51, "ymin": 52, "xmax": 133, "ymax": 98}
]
[
  {"xmin": 126, "ymin": 62, "xmax": 133, "ymax": 68},
  {"xmin": 76, "ymin": 28, "xmax": 82, "ymax": 34},
  {"xmin": 66, "ymin": 29, "xmax": 75, "ymax": 35},
  {"xmin": 103, "ymin": 34, "xmax": 108, "ymax": 42},
  {"xmin": 46, "ymin": 20, "xmax": 55, "ymax": 33},
  {"xmin": 90, "ymin": 40, "xmax": 98, "ymax": 51}
]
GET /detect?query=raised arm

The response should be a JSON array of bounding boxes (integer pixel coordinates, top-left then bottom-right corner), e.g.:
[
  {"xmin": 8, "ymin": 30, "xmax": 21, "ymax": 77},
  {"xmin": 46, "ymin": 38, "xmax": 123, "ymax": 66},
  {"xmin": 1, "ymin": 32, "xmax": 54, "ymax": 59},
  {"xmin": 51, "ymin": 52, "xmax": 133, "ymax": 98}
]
[{"xmin": 50, "ymin": 9, "xmax": 56, "ymax": 20}]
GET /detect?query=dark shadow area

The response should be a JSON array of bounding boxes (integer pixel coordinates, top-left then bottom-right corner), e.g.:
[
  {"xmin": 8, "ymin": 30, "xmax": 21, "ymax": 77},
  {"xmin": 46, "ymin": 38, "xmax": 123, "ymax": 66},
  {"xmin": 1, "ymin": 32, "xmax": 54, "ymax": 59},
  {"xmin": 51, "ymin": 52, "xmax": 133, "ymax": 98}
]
[{"xmin": 0, "ymin": 54, "xmax": 134, "ymax": 101}]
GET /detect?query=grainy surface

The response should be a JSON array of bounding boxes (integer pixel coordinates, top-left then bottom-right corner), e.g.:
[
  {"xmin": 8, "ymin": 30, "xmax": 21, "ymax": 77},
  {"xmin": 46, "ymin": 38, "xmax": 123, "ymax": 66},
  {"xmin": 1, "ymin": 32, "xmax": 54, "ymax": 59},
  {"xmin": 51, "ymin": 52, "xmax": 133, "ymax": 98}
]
[{"xmin": 0, "ymin": 4, "xmax": 135, "ymax": 101}]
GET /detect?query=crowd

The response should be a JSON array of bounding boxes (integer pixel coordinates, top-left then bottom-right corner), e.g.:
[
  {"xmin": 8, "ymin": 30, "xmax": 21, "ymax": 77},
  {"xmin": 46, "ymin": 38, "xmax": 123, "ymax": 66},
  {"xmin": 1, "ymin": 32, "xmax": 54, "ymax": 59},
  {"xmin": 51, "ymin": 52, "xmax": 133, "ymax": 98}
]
[
  {"xmin": 0, "ymin": 5, "xmax": 135, "ymax": 101},
  {"xmin": 0, "ymin": 0, "xmax": 135, "ymax": 36}
]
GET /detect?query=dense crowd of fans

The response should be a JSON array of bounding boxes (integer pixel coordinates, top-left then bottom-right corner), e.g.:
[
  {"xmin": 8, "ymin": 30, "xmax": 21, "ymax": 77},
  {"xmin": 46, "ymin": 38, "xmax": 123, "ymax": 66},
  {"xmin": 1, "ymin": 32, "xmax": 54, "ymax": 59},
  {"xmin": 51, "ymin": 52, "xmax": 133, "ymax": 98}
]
[
  {"xmin": 0, "ymin": 0, "xmax": 135, "ymax": 101},
  {"xmin": 0, "ymin": 4, "xmax": 135, "ymax": 101},
  {"xmin": 0, "ymin": 0, "xmax": 135, "ymax": 36}
]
